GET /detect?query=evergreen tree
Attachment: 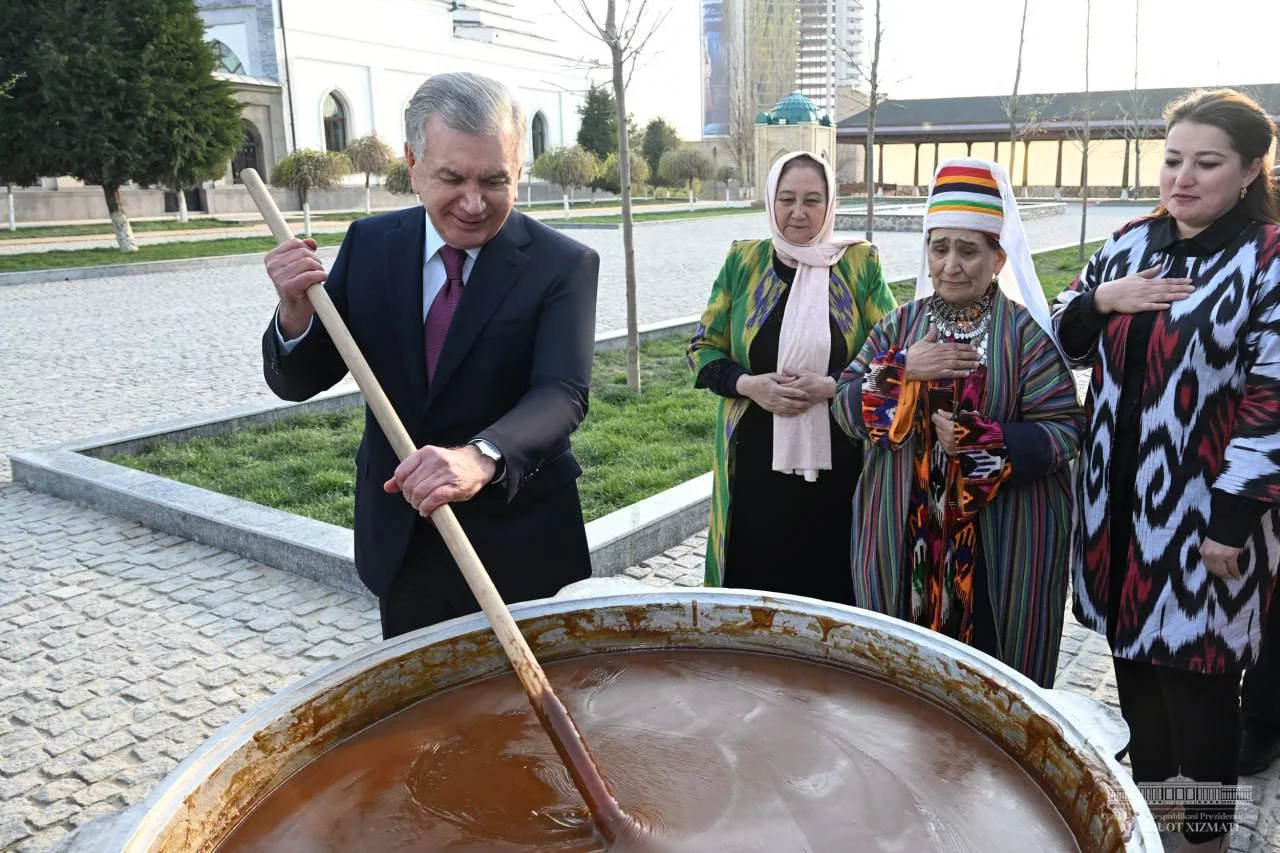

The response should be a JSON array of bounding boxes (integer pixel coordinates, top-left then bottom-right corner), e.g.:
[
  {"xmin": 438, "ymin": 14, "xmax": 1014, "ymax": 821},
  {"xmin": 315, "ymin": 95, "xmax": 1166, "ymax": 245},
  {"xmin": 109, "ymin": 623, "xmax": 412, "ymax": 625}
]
[
  {"xmin": 641, "ymin": 118, "xmax": 679, "ymax": 185},
  {"xmin": 576, "ymin": 84, "xmax": 616, "ymax": 160},
  {"xmin": 0, "ymin": 0, "xmax": 244, "ymax": 250}
]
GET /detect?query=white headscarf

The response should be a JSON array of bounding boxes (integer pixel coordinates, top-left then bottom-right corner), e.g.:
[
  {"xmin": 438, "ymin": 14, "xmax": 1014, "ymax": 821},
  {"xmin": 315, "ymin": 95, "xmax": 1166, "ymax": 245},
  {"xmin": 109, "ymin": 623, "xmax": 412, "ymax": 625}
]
[
  {"xmin": 915, "ymin": 158, "xmax": 1054, "ymax": 340},
  {"xmin": 766, "ymin": 151, "xmax": 865, "ymax": 482}
]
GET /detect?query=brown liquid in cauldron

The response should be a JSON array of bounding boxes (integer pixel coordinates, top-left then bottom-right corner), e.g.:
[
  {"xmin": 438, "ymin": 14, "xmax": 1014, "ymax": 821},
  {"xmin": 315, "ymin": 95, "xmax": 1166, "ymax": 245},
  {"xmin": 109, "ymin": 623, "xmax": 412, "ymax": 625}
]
[{"xmin": 217, "ymin": 649, "xmax": 1079, "ymax": 852}]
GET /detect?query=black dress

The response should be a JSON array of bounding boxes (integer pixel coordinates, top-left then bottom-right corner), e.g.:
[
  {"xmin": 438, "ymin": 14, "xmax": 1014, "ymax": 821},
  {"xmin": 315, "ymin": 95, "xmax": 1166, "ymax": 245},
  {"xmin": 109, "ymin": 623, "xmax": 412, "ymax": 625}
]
[{"xmin": 697, "ymin": 254, "xmax": 862, "ymax": 605}]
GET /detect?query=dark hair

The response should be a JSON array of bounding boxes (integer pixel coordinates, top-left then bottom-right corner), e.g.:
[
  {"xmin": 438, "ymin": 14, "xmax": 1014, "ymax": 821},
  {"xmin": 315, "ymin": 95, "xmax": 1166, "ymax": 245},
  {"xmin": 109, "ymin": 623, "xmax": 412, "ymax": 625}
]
[
  {"xmin": 777, "ymin": 154, "xmax": 828, "ymax": 200},
  {"xmin": 1155, "ymin": 88, "xmax": 1279, "ymax": 224}
]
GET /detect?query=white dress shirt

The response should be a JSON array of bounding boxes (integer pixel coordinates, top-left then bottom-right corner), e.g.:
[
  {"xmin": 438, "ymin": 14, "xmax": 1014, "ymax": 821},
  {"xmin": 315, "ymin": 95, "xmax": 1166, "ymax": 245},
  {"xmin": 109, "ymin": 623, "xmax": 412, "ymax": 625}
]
[
  {"xmin": 273, "ymin": 213, "xmax": 504, "ymax": 482},
  {"xmin": 276, "ymin": 213, "xmax": 480, "ymax": 350}
]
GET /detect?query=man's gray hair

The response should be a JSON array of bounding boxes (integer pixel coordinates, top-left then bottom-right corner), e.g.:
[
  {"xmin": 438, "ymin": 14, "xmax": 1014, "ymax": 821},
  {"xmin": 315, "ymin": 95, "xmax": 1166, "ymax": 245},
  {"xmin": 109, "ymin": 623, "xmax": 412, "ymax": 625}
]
[{"xmin": 404, "ymin": 72, "xmax": 526, "ymax": 159}]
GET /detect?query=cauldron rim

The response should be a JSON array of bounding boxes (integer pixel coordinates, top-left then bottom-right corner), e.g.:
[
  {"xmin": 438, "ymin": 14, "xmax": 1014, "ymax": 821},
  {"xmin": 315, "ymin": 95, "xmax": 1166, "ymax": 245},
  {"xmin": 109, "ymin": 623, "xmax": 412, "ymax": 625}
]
[{"xmin": 117, "ymin": 588, "xmax": 1162, "ymax": 852}]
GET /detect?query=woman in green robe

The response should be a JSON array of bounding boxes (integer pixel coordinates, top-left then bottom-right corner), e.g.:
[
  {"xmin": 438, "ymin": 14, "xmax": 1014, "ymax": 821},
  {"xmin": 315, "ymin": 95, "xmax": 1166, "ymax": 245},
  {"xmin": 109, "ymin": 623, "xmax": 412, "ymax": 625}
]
[{"xmin": 687, "ymin": 151, "xmax": 896, "ymax": 601}]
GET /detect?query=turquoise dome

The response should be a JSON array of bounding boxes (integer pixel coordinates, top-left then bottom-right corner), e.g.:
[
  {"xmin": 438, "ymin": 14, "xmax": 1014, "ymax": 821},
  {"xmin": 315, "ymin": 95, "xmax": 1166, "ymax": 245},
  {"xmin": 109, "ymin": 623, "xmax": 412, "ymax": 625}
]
[{"xmin": 771, "ymin": 91, "xmax": 822, "ymax": 125}]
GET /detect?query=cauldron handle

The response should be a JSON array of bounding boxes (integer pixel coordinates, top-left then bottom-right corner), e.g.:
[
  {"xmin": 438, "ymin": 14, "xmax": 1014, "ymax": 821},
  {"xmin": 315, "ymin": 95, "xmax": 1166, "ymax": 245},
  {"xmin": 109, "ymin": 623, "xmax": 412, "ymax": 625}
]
[{"xmin": 240, "ymin": 169, "xmax": 638, "ymax": 845}]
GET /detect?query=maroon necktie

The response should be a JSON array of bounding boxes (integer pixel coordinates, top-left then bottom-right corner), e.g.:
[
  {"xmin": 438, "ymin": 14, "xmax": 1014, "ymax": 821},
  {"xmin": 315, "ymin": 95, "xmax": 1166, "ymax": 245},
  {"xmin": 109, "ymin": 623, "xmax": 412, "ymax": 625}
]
[{"xmin": 424, "ymin": 245, "xmax": 465, "ymax": 383}]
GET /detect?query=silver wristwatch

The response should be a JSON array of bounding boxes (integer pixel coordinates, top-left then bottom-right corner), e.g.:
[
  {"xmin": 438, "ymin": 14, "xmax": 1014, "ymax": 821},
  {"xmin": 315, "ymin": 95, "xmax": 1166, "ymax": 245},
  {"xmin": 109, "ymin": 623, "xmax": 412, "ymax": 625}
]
[{"xmin": 469, "ymin": 439, "xmax": 506, "ymax": 484}]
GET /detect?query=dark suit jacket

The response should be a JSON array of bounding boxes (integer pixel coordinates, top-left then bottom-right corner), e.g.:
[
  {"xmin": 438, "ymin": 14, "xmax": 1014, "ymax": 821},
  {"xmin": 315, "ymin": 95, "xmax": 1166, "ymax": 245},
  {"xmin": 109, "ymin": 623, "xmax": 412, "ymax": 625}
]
[{"xmin": 262, "ymin": 207, "xmax": 598, "ymax": 598}]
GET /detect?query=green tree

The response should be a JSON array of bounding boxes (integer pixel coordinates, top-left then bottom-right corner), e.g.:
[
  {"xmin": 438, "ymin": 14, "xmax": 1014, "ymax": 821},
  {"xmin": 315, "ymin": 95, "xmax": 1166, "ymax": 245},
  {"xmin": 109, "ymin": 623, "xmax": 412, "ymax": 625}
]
[
  {"xmin": 384, "ymin": 158, "xmax": 413, "ymax": 196},
  {"xmin": 576, "ymin": 84, "xmax": 616, "ymax": 160},
  {"xmin": 659, "ymin": 149, "xmax": 713, "ymax": 210},
  {"xmin": 0, "ymin": 0, "xmax": 244, "ymax": 251},
  {"xmin": 150, "ymin": 38, "xmax": 244, "ymax": 224},
  {"xmin": 531, "ymin": 146, "xmax": 599, "ymax": 218},
  {"xmin": 596, "ymin": 151, "xmax": 649, "ymax": 195},
  {"xmin": 715, "ymin": 164, "xmax": 738, "ymax": 201},
  {"xmin": 271, "ymin": 149, "xmax": 349, "ymax": 236},
  {"xmin": 344, "ymin": 133, "xmax": 395, "ymax": 214},
  {"xmin": 641, "ymin": 118, "xmax": 680, "ymax": 185}
]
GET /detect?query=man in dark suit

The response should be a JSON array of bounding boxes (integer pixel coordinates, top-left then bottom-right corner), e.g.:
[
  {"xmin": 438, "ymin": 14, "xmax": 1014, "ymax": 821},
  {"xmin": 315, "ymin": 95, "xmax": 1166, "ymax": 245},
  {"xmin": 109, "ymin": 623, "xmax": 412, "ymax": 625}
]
[{"xmin": 261, "ymin": 72, "xmax": 598, "ymax": 639}]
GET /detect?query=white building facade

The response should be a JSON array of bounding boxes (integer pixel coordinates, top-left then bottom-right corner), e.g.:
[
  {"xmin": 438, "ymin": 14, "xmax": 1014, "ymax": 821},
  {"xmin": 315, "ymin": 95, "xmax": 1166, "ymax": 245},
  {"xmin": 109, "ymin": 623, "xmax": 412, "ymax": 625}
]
[{"xmin": 197, "ymin": 0, "xmax": 594, "ymax": 182}]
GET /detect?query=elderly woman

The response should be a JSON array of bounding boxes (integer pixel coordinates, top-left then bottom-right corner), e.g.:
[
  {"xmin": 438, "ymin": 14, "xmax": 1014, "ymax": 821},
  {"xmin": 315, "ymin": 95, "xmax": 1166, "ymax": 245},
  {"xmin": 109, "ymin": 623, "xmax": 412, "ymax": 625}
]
[
  {"xmin": 1052, "ymin": 88, "xmax": 1280, "ymax": 853},
  {"xmin": 687, "ymin": 151, "xmax": 896, "ymax": 602},
  {"xmin": 833, "ymin": 158, "xmax": 1082, "ymax": 688}
]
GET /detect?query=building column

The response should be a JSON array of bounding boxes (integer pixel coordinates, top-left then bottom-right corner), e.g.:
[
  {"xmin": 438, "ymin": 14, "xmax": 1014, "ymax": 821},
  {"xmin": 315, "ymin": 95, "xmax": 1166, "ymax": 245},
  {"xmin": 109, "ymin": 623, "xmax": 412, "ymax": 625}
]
[
  {"xmin": 913, "ymin": 142, "xmax": 921, "ymax": 188},
  {"xmin": 993, "ymin": 140, "xmax": 1000, "ymax": 164},
  {"xmin": 877, "ymin": 144, "xmax": 884, "ymax": 190},
  {"xmin": 1055, "ymin": 139, "xmax": 1064, "ymax": 188},
  {"xmin": 1133, "ymin": 132, "xmax": 1142, "ymax": 197},
  {"xmin": 965, "ymin": 141, "xmax": 973, "ymax": 156},
  {"xmin": 1022, "ymin": 140, "xmax": 1031, "ymax": 187}
]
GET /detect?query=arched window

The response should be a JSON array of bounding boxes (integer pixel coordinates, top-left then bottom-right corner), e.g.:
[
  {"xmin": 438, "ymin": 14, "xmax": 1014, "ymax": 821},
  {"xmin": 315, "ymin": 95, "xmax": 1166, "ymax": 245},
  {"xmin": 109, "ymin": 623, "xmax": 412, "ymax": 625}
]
[
  {"xmin": 322, "ymin": 92, "xmax": 349, "ymax": 152},
  {"xmin": 531, "ymin": 112, "xmax": 547, "ymax": 160},
  {"xmin": 209, "ymin": 40, "xmax": 244, "ymax": 75},
  {"xmin": 231, "ymin": 121, "xmax": 264, "ymax": 184}
]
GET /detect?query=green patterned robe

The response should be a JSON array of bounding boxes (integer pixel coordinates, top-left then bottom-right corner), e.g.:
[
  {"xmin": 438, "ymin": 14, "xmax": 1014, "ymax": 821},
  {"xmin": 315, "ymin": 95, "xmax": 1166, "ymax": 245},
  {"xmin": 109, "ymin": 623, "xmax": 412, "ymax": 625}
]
[{"xmin": 687, "ymin": 238, "xmax": 897, "ymax": 587}]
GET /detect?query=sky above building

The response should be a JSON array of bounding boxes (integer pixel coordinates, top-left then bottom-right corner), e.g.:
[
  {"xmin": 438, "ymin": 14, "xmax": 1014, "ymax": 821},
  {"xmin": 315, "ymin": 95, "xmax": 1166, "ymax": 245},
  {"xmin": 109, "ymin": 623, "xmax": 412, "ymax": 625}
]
[{"xmin": 533, "ymin": 0, "xmax": 1279, "ymax": 140}]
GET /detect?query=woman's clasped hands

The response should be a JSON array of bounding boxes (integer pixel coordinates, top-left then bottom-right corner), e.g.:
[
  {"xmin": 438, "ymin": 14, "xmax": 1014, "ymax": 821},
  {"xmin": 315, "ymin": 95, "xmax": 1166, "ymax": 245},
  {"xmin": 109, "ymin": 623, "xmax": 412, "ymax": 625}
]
[{"xmin": 737, "ymin": 369, "xmax": 835, "ymax": 417}]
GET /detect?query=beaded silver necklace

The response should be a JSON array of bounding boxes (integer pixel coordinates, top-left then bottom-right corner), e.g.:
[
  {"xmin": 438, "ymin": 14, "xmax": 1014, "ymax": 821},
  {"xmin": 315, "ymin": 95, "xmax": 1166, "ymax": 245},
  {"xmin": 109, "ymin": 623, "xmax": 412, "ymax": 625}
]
[{"xmin": 925, "ymin": 282, "xmax": 996, "ymax": 364}]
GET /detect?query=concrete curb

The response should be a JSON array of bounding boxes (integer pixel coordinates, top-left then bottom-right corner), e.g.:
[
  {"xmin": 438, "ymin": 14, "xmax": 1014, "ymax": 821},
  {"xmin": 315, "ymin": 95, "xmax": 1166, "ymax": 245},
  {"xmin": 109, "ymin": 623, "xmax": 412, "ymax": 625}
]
[{"xmin": 11, "ymin": 318, "xmax": 710, "ymax": 594}]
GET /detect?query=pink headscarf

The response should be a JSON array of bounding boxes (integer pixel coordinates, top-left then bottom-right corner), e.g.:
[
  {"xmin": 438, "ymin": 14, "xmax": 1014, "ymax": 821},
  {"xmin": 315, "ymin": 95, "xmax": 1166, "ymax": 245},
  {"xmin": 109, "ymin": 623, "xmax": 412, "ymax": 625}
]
[{"xmin": 766, "ymin": 151, "xmax": 866, "ymax": 481}]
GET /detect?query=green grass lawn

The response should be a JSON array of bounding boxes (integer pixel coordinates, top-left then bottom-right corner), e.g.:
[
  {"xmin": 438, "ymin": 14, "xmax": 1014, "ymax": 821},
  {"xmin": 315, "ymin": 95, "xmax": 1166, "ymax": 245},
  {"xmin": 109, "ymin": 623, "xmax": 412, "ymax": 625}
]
[
  {"xmin": 104, "ymin": 242, "xmax": 1104, "ymax": 528},
  {"xmin": 0, "ymin": 232, "xmax": 347, "ymax": 273},
  {"xmin": 0, "ymin": 218, "xmax": 247, "ymax": 241},
  {"xmin": 887, "ymin": 240, "xmax": 1101, "ymax": 304},
  {"xmin": 110, "ymin": 333, "xmax": 715, "ymax": 528}
]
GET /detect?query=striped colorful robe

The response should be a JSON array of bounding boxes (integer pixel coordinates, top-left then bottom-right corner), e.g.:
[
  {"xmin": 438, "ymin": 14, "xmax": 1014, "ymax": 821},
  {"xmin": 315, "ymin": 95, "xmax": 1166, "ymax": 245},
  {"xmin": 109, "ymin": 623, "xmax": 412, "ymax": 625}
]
[
  {"xmin": 1051, "ymin": 216, "xmax": 1280, "ymax": 674},
  {"xmin": 687, "ymin": 238, "xmax": 897, "ymax": 588},
  {"xmin": 833, "ymin": 291, "xmax": 1082, "ymax": 686}
]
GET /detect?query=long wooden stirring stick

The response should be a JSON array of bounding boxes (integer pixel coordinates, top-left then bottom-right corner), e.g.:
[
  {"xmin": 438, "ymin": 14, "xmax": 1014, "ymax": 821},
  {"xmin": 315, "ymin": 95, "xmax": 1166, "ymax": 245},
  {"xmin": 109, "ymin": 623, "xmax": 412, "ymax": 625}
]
[{"xmin": 240, "ymin": 169, "xmax": 638, "ymax": 844}]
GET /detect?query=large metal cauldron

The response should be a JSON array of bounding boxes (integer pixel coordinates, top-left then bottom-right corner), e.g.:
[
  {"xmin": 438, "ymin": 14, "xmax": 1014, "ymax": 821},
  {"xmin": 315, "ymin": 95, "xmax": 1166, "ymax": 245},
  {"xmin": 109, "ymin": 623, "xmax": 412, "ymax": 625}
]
[{"xmin": 101, "ymin": 589, "xmax": 1160, "ymax": 851}]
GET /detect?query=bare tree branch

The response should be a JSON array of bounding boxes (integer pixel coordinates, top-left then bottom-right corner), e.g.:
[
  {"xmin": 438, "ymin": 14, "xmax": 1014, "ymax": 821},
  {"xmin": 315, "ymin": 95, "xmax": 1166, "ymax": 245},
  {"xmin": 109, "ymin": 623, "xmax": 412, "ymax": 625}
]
[
  {"xmin": 552, "ymin": 0, "xmax": 605, "ymax": 41},
  {"xmin": 623, "ymin": 8, "xmax": 669, "ymax": 87},
  {"xmin": 1007, "ymin": 0, "xmax": 1029, "ymax": 181}
]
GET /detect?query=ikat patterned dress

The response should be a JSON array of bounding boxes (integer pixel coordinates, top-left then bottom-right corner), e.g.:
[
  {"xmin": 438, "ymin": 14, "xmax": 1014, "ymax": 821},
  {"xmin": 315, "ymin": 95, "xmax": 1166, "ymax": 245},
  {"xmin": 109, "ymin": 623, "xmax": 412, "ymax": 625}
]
[{"xmin": 1051, "ymin": 212, "xmax": 1280, "ymax": 674}]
